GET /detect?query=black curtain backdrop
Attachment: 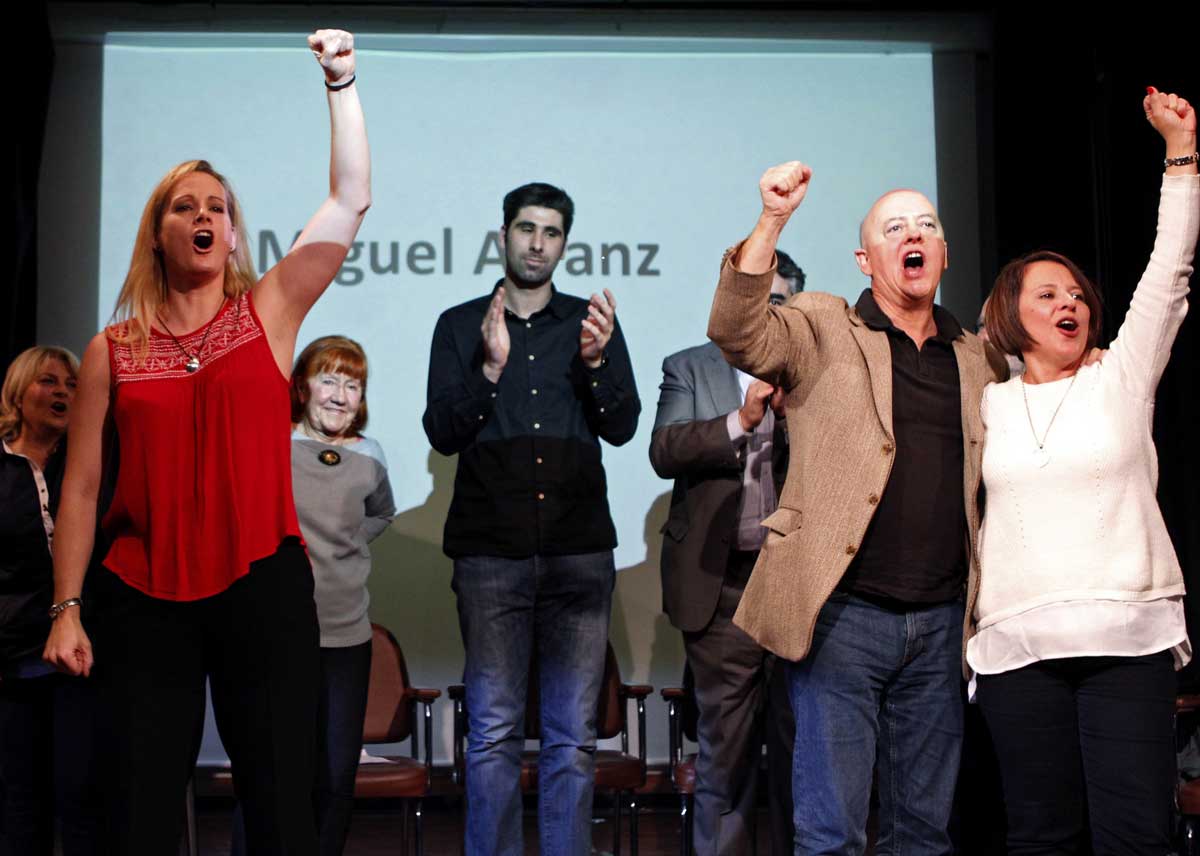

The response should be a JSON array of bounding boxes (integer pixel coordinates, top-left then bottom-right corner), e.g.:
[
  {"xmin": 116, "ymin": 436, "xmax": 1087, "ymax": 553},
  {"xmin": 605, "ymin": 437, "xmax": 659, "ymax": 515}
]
[{"xmin": 4, "ymin": 0, "xmax": 52, "ymax": 370}]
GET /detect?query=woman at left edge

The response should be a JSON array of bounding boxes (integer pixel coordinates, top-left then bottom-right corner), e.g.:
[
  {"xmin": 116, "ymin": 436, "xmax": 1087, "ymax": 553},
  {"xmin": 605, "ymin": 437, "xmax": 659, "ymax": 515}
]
[{"xmin": 0, "ymin": 346, "xmax": 103, "ymax": 855}]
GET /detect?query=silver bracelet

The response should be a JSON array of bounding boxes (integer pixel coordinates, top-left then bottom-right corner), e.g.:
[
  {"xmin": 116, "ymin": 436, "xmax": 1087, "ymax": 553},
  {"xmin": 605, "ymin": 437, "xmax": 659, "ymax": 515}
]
[
  {"xmin": 1164, "ymin": 152, "xmax": 1199, "ymax": 167},
  {"xmin": 48, "ymin": 597, "xmax": 82, "ymax": 620}
]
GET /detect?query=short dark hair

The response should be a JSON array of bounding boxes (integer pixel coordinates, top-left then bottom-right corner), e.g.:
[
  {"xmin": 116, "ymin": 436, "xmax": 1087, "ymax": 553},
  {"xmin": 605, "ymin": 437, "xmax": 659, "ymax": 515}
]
[
  {"xmin": 503, "ymin": 182, "xmax": 575, "ymax": 236},
  {"xmin": 984, "ymin": 250, "xmax": 1103, "ymax": 357},
  {"xmin": 775, "ymin": 250, "xmax": 806, "ymax": 293}
]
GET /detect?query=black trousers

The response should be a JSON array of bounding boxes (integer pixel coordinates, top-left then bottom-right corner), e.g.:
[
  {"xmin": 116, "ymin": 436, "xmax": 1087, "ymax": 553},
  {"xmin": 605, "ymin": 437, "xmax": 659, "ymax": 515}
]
[
  {"xmin": 90, "ymin": 538, "xmax": 320, "ymax": 856},
  {"xmin": 0, "ymin": 671, "xmax": 103, "ymax": 856},
  {"xmin": 976, "ymin": 651, "xmax": 1177, "ymax": 856}
]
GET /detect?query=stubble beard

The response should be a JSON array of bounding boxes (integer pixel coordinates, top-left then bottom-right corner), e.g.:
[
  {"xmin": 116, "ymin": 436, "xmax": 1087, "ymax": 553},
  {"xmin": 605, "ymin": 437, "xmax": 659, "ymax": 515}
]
[{"xmin": 504, "ymin": 256, "xmax": 556, "ymax": 290}]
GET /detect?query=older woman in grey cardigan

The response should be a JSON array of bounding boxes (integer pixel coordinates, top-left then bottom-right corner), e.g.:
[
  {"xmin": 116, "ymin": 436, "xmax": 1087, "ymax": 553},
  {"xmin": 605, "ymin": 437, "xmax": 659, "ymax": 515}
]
[
  {"xmin": 291, "ymin": 335, "xmax": 395, "ymax": 854},
  {"xmin": 233, "ymin": 334, "xmax": 395, "ymax": 856}
]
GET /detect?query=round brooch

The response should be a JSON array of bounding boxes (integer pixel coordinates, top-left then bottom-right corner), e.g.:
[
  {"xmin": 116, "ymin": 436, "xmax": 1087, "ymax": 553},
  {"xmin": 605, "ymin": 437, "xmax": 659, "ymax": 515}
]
[{"xmin": 318, "ymin": 449, "xmax": 342, "ymax": 467}]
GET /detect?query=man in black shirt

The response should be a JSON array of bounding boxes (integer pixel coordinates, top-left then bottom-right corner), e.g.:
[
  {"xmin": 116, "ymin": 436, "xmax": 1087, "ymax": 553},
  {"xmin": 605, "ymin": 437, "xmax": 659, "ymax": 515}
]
[{"xmin": 422, "ymin": 182, "xmax": 640, "ymax": 856}]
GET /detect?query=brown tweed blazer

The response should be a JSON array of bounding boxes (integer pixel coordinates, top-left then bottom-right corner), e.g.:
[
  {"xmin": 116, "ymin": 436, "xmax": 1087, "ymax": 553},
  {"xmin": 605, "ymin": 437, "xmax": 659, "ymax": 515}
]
[{"xmin": 707, "ymin": 246, "xmax": 1007, "ymax": 676}]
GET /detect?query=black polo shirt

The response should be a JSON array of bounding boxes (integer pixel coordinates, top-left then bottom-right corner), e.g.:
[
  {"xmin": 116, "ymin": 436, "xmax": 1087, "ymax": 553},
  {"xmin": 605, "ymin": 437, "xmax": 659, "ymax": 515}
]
[
  {"xmin": 836, "ymin": 289, "xmax": 968, "ymax": 606},
  {"xmin": 422, "ymin": 283, "xmax": 640, "ymax": 558}
]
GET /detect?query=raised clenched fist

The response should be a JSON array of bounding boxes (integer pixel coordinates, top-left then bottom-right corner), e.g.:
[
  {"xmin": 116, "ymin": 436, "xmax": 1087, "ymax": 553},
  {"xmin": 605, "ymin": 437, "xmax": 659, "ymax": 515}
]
[
  {"xmin": 308, "ymin": 29, "xmax": 356, "ymax": 86},
  {"xmin": 1144, "ymin": 87, "xmax": 1196, "ymax": 150},
  {"xmin": 759, "ymin": 161, "xmax": 813, "ymax": 221}
]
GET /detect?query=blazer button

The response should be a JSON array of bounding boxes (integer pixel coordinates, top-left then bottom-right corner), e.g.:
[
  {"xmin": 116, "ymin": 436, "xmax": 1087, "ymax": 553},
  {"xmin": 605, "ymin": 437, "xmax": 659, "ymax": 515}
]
[
  {"xmin": 845, "ymin": 544, "xmax": 857, "ymax": 555},
  {"xmin": 867, "ymin": 494, "xmax": 879, "ymax": 505}
]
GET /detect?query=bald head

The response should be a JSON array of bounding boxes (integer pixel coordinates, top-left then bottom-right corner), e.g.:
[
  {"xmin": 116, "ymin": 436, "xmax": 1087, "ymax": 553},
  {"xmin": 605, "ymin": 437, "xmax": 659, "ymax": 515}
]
[
  {"xmin": 852, "ymin": 187, "xmax": 947, "ymax": 311},
  {"xmin": 858, "ymin": 189, "xmax": 942, "ymax": 249}
]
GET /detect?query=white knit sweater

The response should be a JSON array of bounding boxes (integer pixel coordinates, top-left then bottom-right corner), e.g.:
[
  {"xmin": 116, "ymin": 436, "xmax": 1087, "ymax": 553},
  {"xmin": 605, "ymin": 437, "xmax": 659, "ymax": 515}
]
[{"xmin": 968, "ymin": 175, "xmax": 1198, "ymax": 675}]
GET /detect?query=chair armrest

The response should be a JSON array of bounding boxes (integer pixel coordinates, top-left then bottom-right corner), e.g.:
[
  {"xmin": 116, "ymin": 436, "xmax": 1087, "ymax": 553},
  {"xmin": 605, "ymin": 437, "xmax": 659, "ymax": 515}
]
[
  {"xmin": 660, "ymin": 687, "xmax": 685, "ymax": 700},
  {"xmin": 406, "ymin": 687, "xmax": 443, "ymax": 702},
  {"xmin": 621, "ymin": 684, "xmax": 653, "ymax": 699},
  {"xmin": 448, "ymin": 684, "xmax": 466, "ymax": 701}
]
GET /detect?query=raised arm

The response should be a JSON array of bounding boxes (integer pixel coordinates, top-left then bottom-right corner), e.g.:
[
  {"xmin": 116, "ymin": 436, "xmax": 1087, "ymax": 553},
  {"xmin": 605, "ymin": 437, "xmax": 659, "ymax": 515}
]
[
  {"xmin": 43, "ymin": 333, "xmax": 111, "ymax": 677},
  {"xmin": 708, "ymin": 162, "xmax": 814, "ymax": 386},
  {"xmin": 256, "ymin": 29, "xmax": 371, "ymax": 366},
  {"xmin": 1107, "ymin": 89, "xmax": 1199, "ymax": 396}
]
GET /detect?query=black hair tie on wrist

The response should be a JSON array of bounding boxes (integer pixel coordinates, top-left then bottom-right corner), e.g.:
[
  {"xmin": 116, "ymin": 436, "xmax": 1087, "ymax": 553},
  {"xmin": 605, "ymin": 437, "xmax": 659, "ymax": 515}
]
[{"xmin": 325, "ymin": 74, "xmax": 356, "ymax": 92}]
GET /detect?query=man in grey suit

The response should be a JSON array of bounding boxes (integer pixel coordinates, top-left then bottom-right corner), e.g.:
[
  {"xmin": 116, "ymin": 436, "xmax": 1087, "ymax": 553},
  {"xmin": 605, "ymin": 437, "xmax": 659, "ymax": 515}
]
[{"xmin": 650, "ymin": 252, "xmax": 803, "ymax": 856}]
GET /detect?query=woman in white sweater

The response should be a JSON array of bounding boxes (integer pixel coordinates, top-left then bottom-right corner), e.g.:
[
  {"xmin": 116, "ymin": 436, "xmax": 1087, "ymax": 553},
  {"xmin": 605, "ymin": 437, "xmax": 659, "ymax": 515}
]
[{"xmin": 969, "ymin": 89, "xmax": 1198, "ymax": 855}]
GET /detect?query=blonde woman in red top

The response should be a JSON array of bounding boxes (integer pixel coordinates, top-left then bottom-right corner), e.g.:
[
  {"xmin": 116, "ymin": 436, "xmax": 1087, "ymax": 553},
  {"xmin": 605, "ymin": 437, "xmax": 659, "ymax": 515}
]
[{"xmin": 43, "ymin": 30, "xmax": 370, "ymax": 855}]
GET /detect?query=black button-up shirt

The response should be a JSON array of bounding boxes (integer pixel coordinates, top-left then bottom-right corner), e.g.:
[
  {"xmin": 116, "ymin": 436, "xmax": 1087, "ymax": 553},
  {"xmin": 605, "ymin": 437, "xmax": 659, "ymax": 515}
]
[
  {"xmin": 836, "ymin": 289, "xmax": 967, "ymax": 606},
  {"xmin": 423, "ymin": 284, "xmax": 640, "ymax": 558}
]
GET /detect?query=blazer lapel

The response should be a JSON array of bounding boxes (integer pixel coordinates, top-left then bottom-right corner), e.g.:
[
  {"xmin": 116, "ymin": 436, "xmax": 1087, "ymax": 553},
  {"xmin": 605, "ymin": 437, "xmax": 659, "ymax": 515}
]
[{"xmin": 848, "ymin": 316, "xmax": 894, "ymax": 441}]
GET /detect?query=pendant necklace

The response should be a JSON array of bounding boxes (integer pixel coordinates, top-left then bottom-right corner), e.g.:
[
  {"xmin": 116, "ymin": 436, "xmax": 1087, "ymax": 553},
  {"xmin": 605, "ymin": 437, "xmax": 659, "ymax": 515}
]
[
  {"xmin": 1021, "ymin": 372, "xmax": 1077, "ymax": 468},
  {"xmin": 158, "ymin": 299, "xmax": 226, "ymax": 373}
]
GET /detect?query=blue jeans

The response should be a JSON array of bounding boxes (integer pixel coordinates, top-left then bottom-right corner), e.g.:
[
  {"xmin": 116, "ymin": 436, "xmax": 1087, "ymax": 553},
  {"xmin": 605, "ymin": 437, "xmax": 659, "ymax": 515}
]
[
  {"xmin": 452, "ymin": 552, "xmax": 615, "ymax": 856},
  {"xmin": 788, "ymin": 592, "xmax": 964, "ymax": 856}
]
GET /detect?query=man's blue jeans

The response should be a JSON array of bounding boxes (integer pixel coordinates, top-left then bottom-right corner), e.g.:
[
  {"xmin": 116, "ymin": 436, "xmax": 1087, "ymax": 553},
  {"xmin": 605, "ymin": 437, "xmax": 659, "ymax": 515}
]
[
  {"xmin": 787, "ymin": 592, "xmax": 964, "ymax": 856},
  {"xmin": 452, "ymin": 551, "xmax": 615, "ymax": 856}
]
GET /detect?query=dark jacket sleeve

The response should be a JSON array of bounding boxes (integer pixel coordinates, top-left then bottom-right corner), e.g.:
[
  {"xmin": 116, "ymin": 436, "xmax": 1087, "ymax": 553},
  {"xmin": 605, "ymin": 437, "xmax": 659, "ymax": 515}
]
[{"xmin": 649, "ymin": 354, "xmax": 741, "ymax": 479}]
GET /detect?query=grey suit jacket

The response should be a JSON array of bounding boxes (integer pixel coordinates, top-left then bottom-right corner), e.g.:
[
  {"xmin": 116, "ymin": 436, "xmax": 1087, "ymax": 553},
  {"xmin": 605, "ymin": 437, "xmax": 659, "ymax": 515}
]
[
  {"xmin": 650, "ymin": 342, "xmax": 785, "ymax": 633},
  {"xmin": 708, "ymin": 245, "xmax": 1007, "ymax": 674}
]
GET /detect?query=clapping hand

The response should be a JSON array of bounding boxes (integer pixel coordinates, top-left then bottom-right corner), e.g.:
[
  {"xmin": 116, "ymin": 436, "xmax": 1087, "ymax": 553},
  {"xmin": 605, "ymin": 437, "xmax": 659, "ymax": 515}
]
[
  {"xmin": 481, "ymin": 288, "xmax": 510, "ymax": 383},
  {"xmin": 580, "ymin": 289, "xmax": 617, "ymax": 369}
]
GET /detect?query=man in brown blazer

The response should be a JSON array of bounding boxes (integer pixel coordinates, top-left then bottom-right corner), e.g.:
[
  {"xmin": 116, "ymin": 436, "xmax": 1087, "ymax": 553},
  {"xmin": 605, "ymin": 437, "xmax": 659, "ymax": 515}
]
[
  {"xmin": 707, "ymin": 161, "xmax": 1007, "ymax": 855},
  {"xmin": 651, "ymin": 251, "xmax": 803, "ymax": 856}
]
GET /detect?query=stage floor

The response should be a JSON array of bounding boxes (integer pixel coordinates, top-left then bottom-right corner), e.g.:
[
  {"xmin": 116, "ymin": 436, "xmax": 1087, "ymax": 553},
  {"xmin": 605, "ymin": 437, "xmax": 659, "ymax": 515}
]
[{"xmin": 191, "ymin": 795, "xmax": 789, "ymax": 855}]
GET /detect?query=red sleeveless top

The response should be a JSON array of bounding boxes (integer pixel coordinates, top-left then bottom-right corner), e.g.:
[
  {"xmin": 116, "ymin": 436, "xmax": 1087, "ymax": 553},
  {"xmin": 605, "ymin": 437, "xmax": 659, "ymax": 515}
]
[{"xmin": 102, "ymin": 292, "xmax": 302, "ymax": 601}]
